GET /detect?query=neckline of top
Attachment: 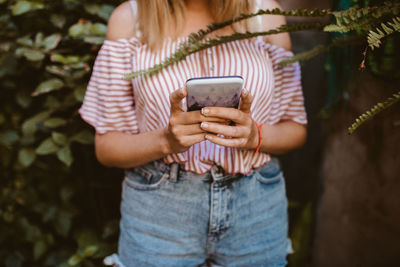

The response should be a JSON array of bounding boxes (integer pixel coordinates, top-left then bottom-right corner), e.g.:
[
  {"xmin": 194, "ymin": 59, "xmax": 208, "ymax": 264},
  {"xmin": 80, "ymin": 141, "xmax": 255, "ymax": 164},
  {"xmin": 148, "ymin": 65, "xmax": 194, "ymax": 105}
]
[
  {"xmin": 108, "ymin": 35, "xmax": 266, "ymax": 47},
  {"xmin": 104, "ymin": 35, "xmax": 292, "ymax": 55}
]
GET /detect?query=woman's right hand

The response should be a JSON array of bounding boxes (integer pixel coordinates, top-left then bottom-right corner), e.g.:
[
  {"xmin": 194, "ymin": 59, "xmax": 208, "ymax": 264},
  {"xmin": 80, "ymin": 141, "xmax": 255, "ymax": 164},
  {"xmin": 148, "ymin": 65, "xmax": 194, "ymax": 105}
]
[{"xmin": 164, "ymin": 88, "xmax": 226, "ymax": 154}]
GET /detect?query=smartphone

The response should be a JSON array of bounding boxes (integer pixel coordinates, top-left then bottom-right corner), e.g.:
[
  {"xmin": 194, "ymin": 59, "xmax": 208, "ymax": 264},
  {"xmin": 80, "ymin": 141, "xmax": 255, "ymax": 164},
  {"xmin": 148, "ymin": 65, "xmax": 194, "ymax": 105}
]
[{"xmin": 186, "ymin": 76, "xmax": 244, "ymax": 111}]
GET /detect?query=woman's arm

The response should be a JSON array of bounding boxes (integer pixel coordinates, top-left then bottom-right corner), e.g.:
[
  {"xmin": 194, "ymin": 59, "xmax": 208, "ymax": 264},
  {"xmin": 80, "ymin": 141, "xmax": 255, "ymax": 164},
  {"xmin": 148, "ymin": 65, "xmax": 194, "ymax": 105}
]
[
  {"xmin": 95, "ymin": 4, "xmax": 210, "ymax": 168},
  {"xmin": 95, "ymin": 3, "xmax": 168, "ymax": 168},
  {"xmin": 258, "ymin": 0, "xmax": 291, "ymax": 50},
  {"xmin": 200, "ymin": 92, "xmax": 307, "ymax": 155},
  {"xmin": 258, "ymin": 0, "xmax": 307, "ymax": 154},
  {"xmin": 200, "ymin": 0, "xmax": 307, "ymax": 155}
]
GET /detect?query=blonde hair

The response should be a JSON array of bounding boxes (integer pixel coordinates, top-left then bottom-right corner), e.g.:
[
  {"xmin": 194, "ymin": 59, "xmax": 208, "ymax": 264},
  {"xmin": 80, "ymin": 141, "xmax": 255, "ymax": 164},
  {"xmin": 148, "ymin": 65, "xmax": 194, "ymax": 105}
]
[{"xmin": 136, "ymin": 0, "xmax": 256, "ymax": 50}]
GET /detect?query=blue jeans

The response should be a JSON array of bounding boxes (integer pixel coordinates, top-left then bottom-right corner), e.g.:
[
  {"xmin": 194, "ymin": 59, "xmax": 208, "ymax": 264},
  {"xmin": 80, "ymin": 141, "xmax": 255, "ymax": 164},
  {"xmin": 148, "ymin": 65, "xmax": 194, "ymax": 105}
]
[{"xmin": 104, "ymin": 157, "xmax": 291, "ymax": 267}]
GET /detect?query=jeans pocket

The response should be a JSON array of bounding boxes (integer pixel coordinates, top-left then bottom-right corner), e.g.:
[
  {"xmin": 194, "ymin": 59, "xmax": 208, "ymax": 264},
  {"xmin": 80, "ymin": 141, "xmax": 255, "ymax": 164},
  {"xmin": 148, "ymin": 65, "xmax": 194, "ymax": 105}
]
[
  {"xmin": 254, "ymin": 157, "xmax": 283, "ymax": 185},
  {"xmin": 123, "ymin": 166, "xmax": 169, "ymax": 190}
]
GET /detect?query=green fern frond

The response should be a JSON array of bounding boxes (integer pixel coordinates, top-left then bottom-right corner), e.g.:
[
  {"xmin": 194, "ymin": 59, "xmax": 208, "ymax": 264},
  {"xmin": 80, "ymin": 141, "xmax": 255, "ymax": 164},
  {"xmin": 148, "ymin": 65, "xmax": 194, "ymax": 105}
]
[
  {"xmin": 323, "ymin": 15, "xmax": 382, "ymax": 33},
  {"xmin": 185, "ymin": 8, "xmax": 331, "ymax": 44},
  {"xmin": 124, "ymin": 23, "xmax": 323, "ymax": 79},
  {"xmin": 348, "ymin": 90, "xmax": 400, "ymax": 134},
  {"xmin": 278, "ymin": 35, "xmax": 364, "ymax": 67},
  {"xmin": 328, "ymin": 1, "xmax": 400, "ymax": 35},
  {"xmin": 367, "ymin": 17, "xmax": 400, "ymax": 50},
  {"xmin": 333, "ymin": 1, "xmax": 400, "ymax": 26}
]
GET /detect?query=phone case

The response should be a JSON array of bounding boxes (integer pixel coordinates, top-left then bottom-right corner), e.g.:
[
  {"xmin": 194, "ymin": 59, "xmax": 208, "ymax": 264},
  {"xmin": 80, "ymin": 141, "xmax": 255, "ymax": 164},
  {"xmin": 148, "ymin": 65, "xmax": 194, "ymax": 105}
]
[{"xmin": 186, "ymin": 76, "xmax": 244, "ymax": 111}]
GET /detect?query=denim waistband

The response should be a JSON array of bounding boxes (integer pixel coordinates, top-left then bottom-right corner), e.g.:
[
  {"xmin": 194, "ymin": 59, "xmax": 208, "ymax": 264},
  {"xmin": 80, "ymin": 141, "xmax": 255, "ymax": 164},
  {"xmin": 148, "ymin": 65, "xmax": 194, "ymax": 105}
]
[
  {"xmin": 126, "ymin": 158, "xmax": 280, "ymax": 184},
  {"xmin": 126, "ymin": 160, "xmax": 243, "ymax": 183}
]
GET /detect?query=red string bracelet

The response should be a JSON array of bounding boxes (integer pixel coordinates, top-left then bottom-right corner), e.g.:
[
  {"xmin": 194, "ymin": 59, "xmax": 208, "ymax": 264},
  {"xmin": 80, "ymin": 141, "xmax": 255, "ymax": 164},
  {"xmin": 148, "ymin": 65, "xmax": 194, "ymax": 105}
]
[{"xmin": 253, "ymin": 121, "xmax": 263, "ymax": 154}]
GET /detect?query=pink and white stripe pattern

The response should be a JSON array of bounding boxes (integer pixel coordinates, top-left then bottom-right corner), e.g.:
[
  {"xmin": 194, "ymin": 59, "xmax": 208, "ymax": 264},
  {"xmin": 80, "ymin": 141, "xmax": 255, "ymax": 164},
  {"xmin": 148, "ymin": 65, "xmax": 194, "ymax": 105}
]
[{"xmin": 79, "ymin": 36, "xmax": 307, "ymax": 174}]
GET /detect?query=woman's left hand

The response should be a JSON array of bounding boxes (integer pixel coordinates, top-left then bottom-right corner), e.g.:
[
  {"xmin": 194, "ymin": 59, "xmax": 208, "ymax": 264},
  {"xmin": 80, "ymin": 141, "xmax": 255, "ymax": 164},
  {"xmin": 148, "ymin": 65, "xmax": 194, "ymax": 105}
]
[{"xmin": 200, "ymin": 90, "xmax": 259, "ymax": 150}]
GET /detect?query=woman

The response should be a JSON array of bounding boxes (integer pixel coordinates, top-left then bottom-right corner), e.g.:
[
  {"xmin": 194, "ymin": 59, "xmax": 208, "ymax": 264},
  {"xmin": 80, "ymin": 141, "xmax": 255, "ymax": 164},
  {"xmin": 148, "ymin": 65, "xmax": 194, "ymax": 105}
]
[{"xmin": 79, "ymin": 0, "xmax": 307, "ymax": 266}]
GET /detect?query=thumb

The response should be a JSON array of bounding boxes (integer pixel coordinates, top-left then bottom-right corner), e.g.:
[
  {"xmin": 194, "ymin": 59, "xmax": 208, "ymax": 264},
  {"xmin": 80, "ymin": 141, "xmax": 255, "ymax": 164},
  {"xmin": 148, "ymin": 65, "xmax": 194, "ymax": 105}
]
[
  {"xmin": 239, "ymin": 89, "xmax": 253, "ymax": 113},
  {"xmin": 170, "ymin": 87, "xmax": 187, "ymax": 114}
]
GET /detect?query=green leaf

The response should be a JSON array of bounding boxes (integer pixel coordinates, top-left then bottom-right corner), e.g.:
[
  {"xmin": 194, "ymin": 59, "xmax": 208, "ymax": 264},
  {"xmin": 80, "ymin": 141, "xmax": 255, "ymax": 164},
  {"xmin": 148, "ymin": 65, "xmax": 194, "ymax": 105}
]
[
  {"xmin": 50, "ymin": 54, "xmax": 90, "ymax": 64},
  {"xmin": 42, "ymin": 206, "xmax": 56, "ymax": 223},
  {"xmin": 34, "ymin": 32, "xmax": 44, "ymax": 47},
  {"xmin": 288, "ymin": 203, "xmax": 313, "ymax": 265},
  {"xmin": 22, "ymin": 111, "xmax": 52, "ymax": 136},
  {"xmin": 35, "ymin": 137, "xmax": 59, "ymax": 155},
  {"xmin": 67, "ymin": 254, "xmax": 82, "ymax": 266},
  {"xmin": 44, "ymin": 117, "xmax": 67, "ymax": 128},
  {"xmin": 89, "ymin": 23, "xmax": 107, "ymax": 36},
  {"xmin": 46, "ymin": 65, "xmax": 70, "ymax": 76},
  {"xmin": 44, "ymin": 95, "xmax": 61, "ymax": 109},
  {"xmin": 68, "ymin": 23, "xmax": 90, "ymax": 38},
  {"xmin": 15, "ymin": 47, "xmax": 45, "ymax": 61},
  {"xmin": 50, "ymin": 14, "xmax": 66, "ymax": 28},
  {"xmin": 57, "ymin": 146, "xmax": 73, "ymax": 166},
  {"xmin": 75, "ymin": 229, "xmax": 98, "ymax": 249},
  {"xmin": 44, "ymin": 118, "xmax": 67, "ymax": 128},
  {"xmin": 18, "ymin": 148, "xmax": 36, "ymax": 167},
  {"xmin": 83, "ymin": 36, "xmax": 104, "ymax": 45},
  {"xmin": 52, "ymin": 132, "xmax": 68, "ymax": 146},
  {"xmin": 84, "ymin": 4, "xmax": 114, "ymax": 20},
  {"xmin": 11, "ymin": 1, "xmax": 44, "ymax": 16},
  {"xmin": 43, "ymin": 34, "xmax": 62, "ymax": 51},
  {"xmin": 33, "ymin": 239, "xmax": 47, "ymax": 260},
  {"xmin": 74, "ymin": 87, "xmax": 86, "ymax": 102},
  {"xmin": 17, "ymin": 35, "xmax": 33, "ymax": 47},
  {"xmin": 83, "ymin": 245, "xmax": 99, "ymax": 257},
  {"xmin": 0, "ymin": 130, "xmax": 19, "ymax": 146},
  {"xmin": 16, "ymin": 91, "xmax": 32, "ymax": 109},
  {"xmin": 0, "ymin": 52, "xmax": 18, "ymax": 78},
  {"xmin": 55, "ymin": 210, "xmax": 72, "ymax": 237},
  {"xmin": 68, "ymin": 21, "xmax": 106, "ymax": 39},
  {"xmin": 32, "ymin": 78, "xmax": 64, "ymax": 96},
  {"xmin": 70, "ymin": 130, "xmax": 94, "ymax": 145}
]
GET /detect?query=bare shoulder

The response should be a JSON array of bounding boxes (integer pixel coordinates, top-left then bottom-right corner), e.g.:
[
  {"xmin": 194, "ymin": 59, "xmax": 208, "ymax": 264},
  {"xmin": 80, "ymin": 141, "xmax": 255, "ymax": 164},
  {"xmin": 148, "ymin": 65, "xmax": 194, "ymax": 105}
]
[
  {"xmin": 106, "ymin": 1, "xmax": 137, "ymax": 41},
  {"xmin": 258, "ymin": 0, "xmax": 291, "ymax": 51}
]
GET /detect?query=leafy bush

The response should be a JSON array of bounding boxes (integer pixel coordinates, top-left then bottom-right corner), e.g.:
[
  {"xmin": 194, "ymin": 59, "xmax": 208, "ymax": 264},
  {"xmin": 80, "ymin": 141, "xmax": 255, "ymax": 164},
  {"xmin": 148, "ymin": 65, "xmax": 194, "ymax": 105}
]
[
  {"xmin": 0, "ymin": 1, "xmax": 124, "ymax": 266},
  {"xmin": 4, "ymin": 0, "xmax": 398, "ymax": 266}
]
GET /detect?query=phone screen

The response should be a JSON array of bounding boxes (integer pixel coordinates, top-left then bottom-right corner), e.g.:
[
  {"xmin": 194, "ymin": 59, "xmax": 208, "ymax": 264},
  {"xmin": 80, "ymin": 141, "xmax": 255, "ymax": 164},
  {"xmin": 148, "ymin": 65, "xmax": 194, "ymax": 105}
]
[{"xmin": 186, "ymin": 76, "xmax": 243, "ymax": 111}]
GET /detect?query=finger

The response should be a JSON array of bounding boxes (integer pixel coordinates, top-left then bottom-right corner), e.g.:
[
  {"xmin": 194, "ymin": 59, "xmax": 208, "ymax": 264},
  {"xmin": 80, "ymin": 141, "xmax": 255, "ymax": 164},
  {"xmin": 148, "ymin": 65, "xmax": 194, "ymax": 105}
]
[
  {"xmin": 170, "ymin": 87, "xmax": 187, "ymax": 115},
  {"xmin": 181, "ymin": 133, "xmax": 206, "ymax": 147},
  {"xmin": 201, "ymin": 107, "xmax": 247, "ymax": 124},
  {"xmin": 200, "ymin": 122, "xmax": 248, "ymax": 138},
  {"xmin": 174, "ymin": 111, "xmax": 229, "ymax": 125},
  {"xmin": 239, "ymin": 89, "xmax": 253, "ymax": 113},
  {"xmin": 205, "ymin": 134, "xmax": 246, "ymax": 148},
  {"xmin": 172, "ymin": 124, "xmax": 206, "ymax": 136}
]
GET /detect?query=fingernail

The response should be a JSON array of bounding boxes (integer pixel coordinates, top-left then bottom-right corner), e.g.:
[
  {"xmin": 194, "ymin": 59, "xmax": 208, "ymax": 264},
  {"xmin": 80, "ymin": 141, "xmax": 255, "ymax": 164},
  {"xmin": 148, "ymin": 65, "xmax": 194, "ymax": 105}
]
[
  {"xmin": 201, "ymin": 108, "xmax": 209, "ymax": 115},
  {"xmin": 242, "ymin": 89, "xmax": 249, "ymax": 96},
  {"xmin": 205, "ymin": 134, "xmax": 211, "ymax": 139},
  {"xmin": 201, "ymin": 122, "xmax": 209, "ymax": 129}
]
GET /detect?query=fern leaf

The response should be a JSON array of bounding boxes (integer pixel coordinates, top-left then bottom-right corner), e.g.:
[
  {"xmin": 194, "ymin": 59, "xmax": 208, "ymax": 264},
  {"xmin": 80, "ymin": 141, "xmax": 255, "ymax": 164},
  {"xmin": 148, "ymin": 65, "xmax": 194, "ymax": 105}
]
[
  {"xmin": 332, "ymin": 2, "xmax": 400, "ymax": 29},
  {"xmin": 124, "ymin": 23, "xmax": 323, "ymax": 79},
  {"xmin": 367, "ymin": 16, "xmax": 400, "ymax": 50},
  {"xmin": 324, "ymin": 24, "xmax": 352, "ymax": 32},
  {"xmin": 348, "ymin": 90, "xmax": 400, "ymax": 134},
  {"xmin": 184, "ymin": 7, "xmax": 330, "ymax": 45},
  {"xmin": 381, "ymin": 23, "xmax": 394, "ymax": 34}
]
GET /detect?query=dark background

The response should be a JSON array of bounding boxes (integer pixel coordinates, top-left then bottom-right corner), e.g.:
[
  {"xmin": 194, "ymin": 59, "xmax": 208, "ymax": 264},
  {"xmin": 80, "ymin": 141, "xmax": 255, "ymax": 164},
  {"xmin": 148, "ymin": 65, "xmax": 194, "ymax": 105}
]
[{"xmin": 0, "ymin": 0, "xmax": 399, "ymax": 266}]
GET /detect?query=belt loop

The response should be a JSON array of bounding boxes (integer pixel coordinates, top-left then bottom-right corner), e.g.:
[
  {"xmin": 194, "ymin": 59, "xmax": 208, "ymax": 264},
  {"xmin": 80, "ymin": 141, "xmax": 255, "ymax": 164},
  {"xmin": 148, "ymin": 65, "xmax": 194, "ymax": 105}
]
[{"xmin": 169, "ymin": 163, "xmax": 179, "ymax": 183}]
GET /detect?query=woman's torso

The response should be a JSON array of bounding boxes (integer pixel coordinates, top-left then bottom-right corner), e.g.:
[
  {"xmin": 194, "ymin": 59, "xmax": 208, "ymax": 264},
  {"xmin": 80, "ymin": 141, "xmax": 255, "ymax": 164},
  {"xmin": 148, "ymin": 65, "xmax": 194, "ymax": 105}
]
[{"xmin": 80, "ymin": 0, "xmax": 307, "ymax": 174}]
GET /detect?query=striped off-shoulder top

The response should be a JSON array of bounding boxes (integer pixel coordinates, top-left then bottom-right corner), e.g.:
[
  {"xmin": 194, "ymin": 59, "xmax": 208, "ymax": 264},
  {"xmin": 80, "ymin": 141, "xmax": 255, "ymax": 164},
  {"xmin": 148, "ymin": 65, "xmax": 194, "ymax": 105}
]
[{"xmin": 79, "ymin": 1, "xmax": 308, "ymax": 174}]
